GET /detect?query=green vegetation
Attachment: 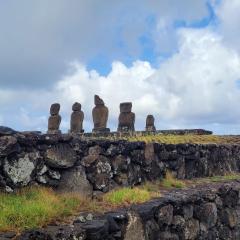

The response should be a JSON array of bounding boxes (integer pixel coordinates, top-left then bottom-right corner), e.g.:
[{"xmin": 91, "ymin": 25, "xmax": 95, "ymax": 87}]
[
  {"xmin": 0, "ymin": 187, "xmax": 96, "ymax": 232},
  {"xmin": 103, "ymin": 187, "xmax": 156, "ymax": 206},
  {"xmin": 196, "ymin": 173, "xmax": 240, "ymax": 183}
]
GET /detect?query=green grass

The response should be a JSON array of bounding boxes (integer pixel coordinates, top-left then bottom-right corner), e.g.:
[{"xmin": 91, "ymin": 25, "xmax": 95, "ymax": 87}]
[
  {"xmin": 103, "ymin": 187, "xmax": 155, "ymax": 206},
  {"xmin": 199, "ymin": 173, "xmax": 240, "ymax": 183},
  {"xmin": 0, "ymin": 187, "xmax": 90, "ymax": 232}
]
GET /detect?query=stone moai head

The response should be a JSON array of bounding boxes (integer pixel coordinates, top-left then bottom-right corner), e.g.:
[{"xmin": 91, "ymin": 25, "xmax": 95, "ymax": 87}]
[
  {"xmin": 146, "ymin": 115, "xmax": 156, "ymax": 132},
  {"xmin": 72, "ymin": 102, "xmax": 81, "ymax": 112},
  {"xmin": 94, "ymin": 95, "xmax": 104, "ymax": 106},
  {"xmin": 120, "ymin": 102, "xmax": 132, "ymax": 113},
  {"xmin": 118, "ymin": 102, "xmax": 135, "ymax": 132},
  {"xmin": 50, "ymin": 103, "xmax": 60, "ymax": 115},
  {"xmin": 92, "ymin": 95, "xmax": 110, "ymax": 133},
  {"xmin": 70, "ymin": 102, "xmax": 84, "ymax": 134},
  {"xmin": 47, "ymin": 103, "xmax": 61, "ymax": 134}
]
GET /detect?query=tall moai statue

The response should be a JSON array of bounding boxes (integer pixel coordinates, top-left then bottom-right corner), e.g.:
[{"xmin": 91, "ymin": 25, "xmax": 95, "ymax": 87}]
[
  {"xmin": 145, "ymin": 115, "xmax": 156, "ymax": 132},
  {"xmin": 117, "ymin": 102, "xmax": 135, "ymax": 132},
  {"xmin": 70, "ymin": 102, "xmax": 84, "ymax": 134},
  {"xmin": 92, "ymin": 95, "xmax": 110, "ymax": 133},
  {"xmin": 47, "ymin": 103, "xmax": 61, "ymax": 134}
]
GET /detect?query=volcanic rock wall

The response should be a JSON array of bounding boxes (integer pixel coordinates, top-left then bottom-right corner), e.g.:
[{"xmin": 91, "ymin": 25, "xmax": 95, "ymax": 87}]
[
  {"xmin": 4, "ymin": 181, "xmax": 240, "ymax": 240},
  {"xmin": 0, "ymin": 132, "xmax": 240, "ymax": 195}
]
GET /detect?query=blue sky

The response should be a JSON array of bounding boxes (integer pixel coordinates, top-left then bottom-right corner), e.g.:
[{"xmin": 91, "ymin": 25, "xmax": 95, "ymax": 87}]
[{"xmin": 1, "ymin": 0, "xmax": 240, "ymax": 134}]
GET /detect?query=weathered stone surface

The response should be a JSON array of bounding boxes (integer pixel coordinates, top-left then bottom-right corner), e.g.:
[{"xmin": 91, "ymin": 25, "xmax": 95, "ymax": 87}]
[
  {"xmin": 124, "ymin": 212, "xmax": 145, "ymax": 240},
  {"xmin": 0, "ymin": 136, "xmax": 19, "ymax": 156},
  {"xmin": 17, "ymin": 225, "xmax": 86, "ymax": 240},
  {"xmin": 92, "ymin": 95, "xmax": 109, "ymax": 133},
  {"xmin": 159, "ymin": 232, "xmax": 179, "ymax": 240},
  {"xmin": 58, "ymin": 166, "xmax": 92, "ymax": 197},
  {"xmin": 183, "ymin": 219, "xmax": 199, "ymax": 240},
  {"xmin": 195, "ymin": 202, "xmax": 217, "ymax": 228},
  {"xmin": 3, "ymin": 152, "xmax": 39, "ymax": 186},
  {"xmin": 47, "ymin": 103, "xmax": 61, "ymax": 134},
  {"xmin": 157, "ymin": 204, "xmax": 173, "ymax": 227},
  {"xmin": 75, "ymin": 219, "xmax": 109, "ymax": 240},
  {"xmin": 118, "ymin": 102, "xmax": 135, "ymax": 132},
  {"xmin": 70, "ymin": 102, "xmax": 84, "ymax": 134},
  {"xmin": 46, "ymin": 144, "xmax": 77, "ymax": 168},
  {"xmin": 220, "ymin": 208, "xmax": 238, "ymax": 228},
  {"xmin": 145, "ymin": 115, "xmax": 156, "ymax": 132}
]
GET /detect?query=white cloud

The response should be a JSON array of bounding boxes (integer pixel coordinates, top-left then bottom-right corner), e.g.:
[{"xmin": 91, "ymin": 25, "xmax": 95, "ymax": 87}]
[
  {"xmin": 1, "ymin": 1, "xmax": 240, "ymax": 134},
  {"xmin": 215, "ymin": 0, "xmax": 240, "ymax": 52}
]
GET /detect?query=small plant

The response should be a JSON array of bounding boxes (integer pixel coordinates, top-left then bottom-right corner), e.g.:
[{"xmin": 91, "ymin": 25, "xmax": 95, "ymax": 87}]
[{"xmin": 162, "ymin": 171, "xmax": 186, "ymax": 189}]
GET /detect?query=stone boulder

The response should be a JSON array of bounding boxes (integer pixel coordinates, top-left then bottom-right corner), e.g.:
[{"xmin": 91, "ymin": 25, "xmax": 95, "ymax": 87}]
[
  {"xmin": 3, "ymin": 152, "xmax": 40, "ymax": 186},
  {"xmin": 0, "ymin": 136, "xmax": 19, "ymax": 157},
  {"xmin": 58, "ymin": 166, "xmax": 93, "ymax": 198},
  {"xmin": 124, "ymin": 211, "xmax": 145, "ymax": 240},
  {"xmin": 46, "ymin": 144, "xmax": 77, "ymax": 168}
]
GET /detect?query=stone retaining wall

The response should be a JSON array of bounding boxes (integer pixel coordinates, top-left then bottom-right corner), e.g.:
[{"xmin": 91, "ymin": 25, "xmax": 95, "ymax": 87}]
[
  {"xmin": 2, "ymin": 181, "xmax": 240, "ymax": 239},
  {"xmin": 0, "ymin": 132, "xmax": 239, "ymax": 196}
]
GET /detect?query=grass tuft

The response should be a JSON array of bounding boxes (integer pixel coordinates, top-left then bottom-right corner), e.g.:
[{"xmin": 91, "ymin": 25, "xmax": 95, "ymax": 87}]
[
  {"xmin": 103, "ymin": 187, "xmax": 153, "ymax": 206},
  {"xmin": 162, "ymin": 171, "xmax": 186, "ymax": 189}
]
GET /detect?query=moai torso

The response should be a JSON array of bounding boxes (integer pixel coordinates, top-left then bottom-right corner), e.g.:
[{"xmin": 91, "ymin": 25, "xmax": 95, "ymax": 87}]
[
  {"xmin": 92, "ymin": 95, "xmax": 110, "ymax": 133},
  {"xmin": 48, "ymin": 103, "xmax": 61, "ymax": 134},
  {"xmin": 145, "ymin": 115, "xmax": 156, "ymax": 132},
  {"xmin": 70, "ymin": 102, "xmax": 84, "ymax": 133},
  {"xmin": 118, "ymin": 102, "xmax": 135, "ymax": 132}
]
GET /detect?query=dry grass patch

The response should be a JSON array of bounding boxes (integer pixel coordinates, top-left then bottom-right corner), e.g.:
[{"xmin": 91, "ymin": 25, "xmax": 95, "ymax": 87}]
[{"xmin": 125, "ymin": 134, "xmax": 240, "ymax": 145}]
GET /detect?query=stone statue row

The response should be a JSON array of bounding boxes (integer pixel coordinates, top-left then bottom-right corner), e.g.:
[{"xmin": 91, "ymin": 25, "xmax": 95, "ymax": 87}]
[{"xmin": 47, "ymin": 95, "xmax": 156, "ymax": 134}]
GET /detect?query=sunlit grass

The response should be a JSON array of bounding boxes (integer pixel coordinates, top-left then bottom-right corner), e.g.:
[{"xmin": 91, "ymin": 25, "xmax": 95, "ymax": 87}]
[
  {"xmin": 0, "ymin": 187, "xmax": 96, "ymax": 232},
  {"xmin": 103, "ymin": 187, "xmax": 154, "ymax": 206}
]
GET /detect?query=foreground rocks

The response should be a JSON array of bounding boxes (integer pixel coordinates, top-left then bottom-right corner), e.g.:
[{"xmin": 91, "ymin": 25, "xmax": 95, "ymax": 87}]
[
  {"xmin": 0, "ymin": 131, "xmax": 240, "ymax": 195},
  {"xmin": 1, "ymin": 181, "xmax": 240, "ymax": 239}
]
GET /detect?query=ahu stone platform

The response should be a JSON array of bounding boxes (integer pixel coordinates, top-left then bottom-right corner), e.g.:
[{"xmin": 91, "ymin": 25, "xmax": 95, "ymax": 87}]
[{"xmin": 0, "ymin": 130, "xmax": 239, "ymax": 195}]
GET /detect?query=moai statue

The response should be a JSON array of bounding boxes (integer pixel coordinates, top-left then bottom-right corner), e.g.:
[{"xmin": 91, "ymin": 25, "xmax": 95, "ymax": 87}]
[
  {"xmin": 117, "ymin": 102, "xmax": 135, "ymax": 132},
  {"xmin": 92, "ymin": 95, "xmax": 110, "ymax": 133},
  {"xmin": 70, "ymin": 102, "xmax": 84, "ymax": 134},
  {"xmin": 47, "ymin": 103, "xmax": 61, "ymax": 134},
  {"xmin": 145, "ymin": 115, "xmax": 156, "ymax": 132}
]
